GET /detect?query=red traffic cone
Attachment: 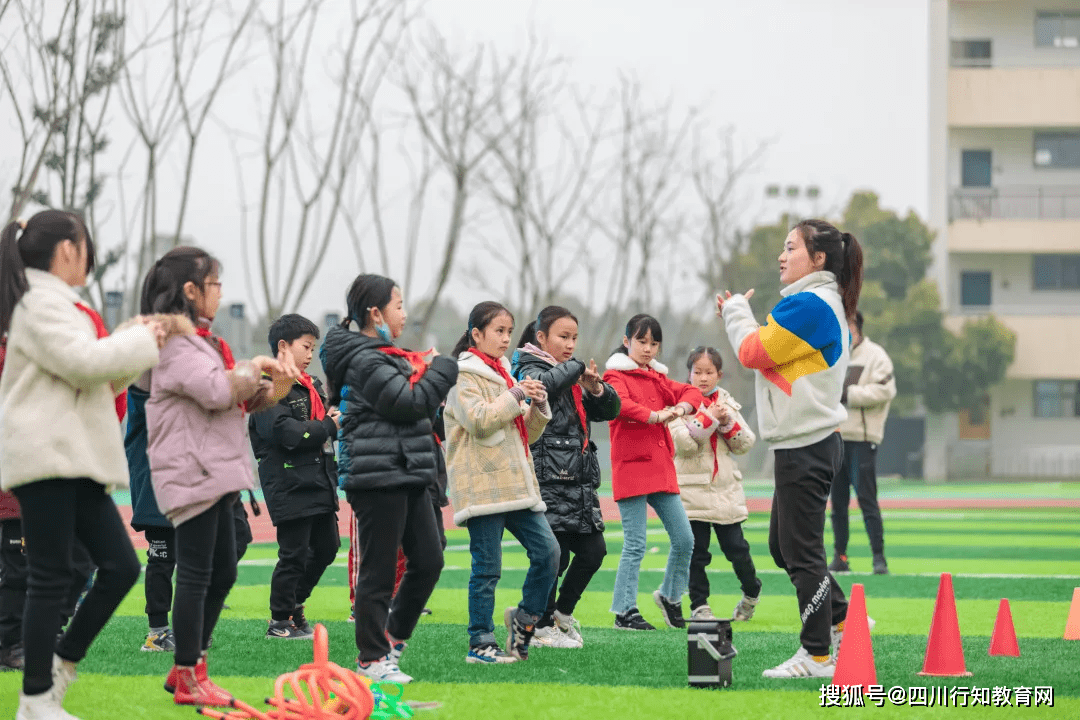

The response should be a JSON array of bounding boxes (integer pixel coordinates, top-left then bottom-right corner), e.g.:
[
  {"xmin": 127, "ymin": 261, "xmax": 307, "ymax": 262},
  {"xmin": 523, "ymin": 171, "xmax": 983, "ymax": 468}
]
[
  {"xmin": 988, "ymin": 598, "xmax": 1020, "ymax": 657},
  {"xmin": 1066, "ymin": 587, "xmax": 1080, "ymax": 641},
  {"xmin": 919, "ymin": 572, "xmax": 972, "ymax": 676},
  {"xmin": 832, "ymin": 583, "xmax": 876, "ymax": 689}
]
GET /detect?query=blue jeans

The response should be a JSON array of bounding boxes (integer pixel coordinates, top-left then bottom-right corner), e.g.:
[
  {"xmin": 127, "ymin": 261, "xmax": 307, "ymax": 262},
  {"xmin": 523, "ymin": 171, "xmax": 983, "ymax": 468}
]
[
  {"xmin": 466, "ymin": 510, "xmax": 559, "ymax": 647},
  {"xmin": 611, "ymin": 492, "xmax": 693, "ymax": 614}
]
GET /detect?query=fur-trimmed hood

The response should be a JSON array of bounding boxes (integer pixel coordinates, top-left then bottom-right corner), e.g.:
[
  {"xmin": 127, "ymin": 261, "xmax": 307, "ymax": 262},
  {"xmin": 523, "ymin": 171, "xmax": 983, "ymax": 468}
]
[{"xmin": 604, "ymin": 352, "xmax": 669, "ymax": 375}]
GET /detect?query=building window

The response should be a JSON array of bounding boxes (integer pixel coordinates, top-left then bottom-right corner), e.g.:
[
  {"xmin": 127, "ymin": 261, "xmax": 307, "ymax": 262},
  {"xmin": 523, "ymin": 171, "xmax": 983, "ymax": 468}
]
[
  {"xmin": 951, "ymin": 39, "xmax": 992, "ymax": 67},
  {"xmin": 1033, "ymin": 380, "xmax": 1080, "ymax": 418},
  {"xmin": 961, "ymin": 150, "xmax": 992, "ymax": 187},
  {"xmin": 960, "ymin": 271, "xmax": 992, "ymax": 306},
  {"xmin": 1035, "ymin": 132, "xmax": 1080, "ymax": 168},
  {"xmin": 1036, "ymin": 11, "xmax": 1080, "ymax": 48},
  {"xmin": 1033, "ymin": 254, "xmax": 1080, "ymax": 290}
]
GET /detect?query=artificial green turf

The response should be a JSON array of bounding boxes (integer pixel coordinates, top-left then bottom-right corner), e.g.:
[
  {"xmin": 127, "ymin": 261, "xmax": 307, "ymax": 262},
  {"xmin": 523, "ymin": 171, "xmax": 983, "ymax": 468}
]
[
  {"xmin": 6, "ymin": 506, "xmax": 1079, "ymax": 719},
  {"xmin": 2, "ymin": 675, "xmax": 1074, "ymax": 720}
]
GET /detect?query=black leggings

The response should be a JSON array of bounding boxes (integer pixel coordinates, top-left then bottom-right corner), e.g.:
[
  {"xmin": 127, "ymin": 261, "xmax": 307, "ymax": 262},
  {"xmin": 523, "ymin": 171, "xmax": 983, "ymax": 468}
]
[
  {"xmin": 13, "ymin": 478, "xmax": 140, "ymax": 695},
  {"xmin": 143, "ymin": 526, "xmax": 176, "ymax": 628},
  {"xmin": 172, "ymin": 494, "xmax": 238, "ymax": 666},
  {"xmin": 539, "ymin": 531, "xmax": 607, "ymax": 627}
]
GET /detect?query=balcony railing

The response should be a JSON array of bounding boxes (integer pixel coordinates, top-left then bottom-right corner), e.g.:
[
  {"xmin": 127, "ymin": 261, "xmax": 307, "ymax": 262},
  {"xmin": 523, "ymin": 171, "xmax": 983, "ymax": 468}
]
[{"xmin": 950, "ymin": 186, "xmax": 1080, "ymax": 220}]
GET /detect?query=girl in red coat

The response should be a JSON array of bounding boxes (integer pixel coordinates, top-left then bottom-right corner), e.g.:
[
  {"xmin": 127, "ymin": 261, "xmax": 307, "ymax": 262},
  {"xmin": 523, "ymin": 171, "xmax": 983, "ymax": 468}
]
[{"xmin": 603, "ymin": 314, "xmax": 703, "ymax": 630}]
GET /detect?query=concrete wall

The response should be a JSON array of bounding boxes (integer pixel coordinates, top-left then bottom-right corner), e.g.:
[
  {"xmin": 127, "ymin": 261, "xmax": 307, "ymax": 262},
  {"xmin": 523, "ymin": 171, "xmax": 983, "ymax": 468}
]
[
  {"xmin": 948, "ymin": 252, "xmax": 1080, "ymax": 315},
  {"xmin": 951, "ymin": 0, "xmax": 1080, "ymax": 68}
]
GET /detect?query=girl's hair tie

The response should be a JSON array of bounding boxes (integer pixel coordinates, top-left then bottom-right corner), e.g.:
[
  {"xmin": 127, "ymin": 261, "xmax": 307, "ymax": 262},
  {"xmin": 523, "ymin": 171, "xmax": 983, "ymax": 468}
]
[{"xmin": 15, "ymin": 219, "xmax": 26, "ymax": 231}]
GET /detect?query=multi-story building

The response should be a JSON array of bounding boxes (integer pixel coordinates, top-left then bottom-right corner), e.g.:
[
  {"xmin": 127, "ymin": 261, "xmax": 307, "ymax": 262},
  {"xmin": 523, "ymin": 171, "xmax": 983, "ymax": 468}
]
[{"xmin": 927, "ymin": 0, "xmax": 1080, "ymax": 479}]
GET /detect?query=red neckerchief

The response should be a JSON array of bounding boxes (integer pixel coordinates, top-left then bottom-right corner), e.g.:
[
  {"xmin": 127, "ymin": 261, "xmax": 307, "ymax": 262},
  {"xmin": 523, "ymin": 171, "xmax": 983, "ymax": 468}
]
[
  {"xmin": 378, "ymin": 346, "xmax": 428, "ymax": 387},
  {"xmin": 298, "ymin": 373, "xmax": 326, "ymax": 420},
  {"xmin": 194, "ymin": 326, "xmax": 236, "ymax": 370},
  {"xmin": 74, "ymin": 303, "xmax": 127, "ymax": 421},
  {"xmin": 474, "ymin": 350, "xmax": 530, "ymax": 457}
]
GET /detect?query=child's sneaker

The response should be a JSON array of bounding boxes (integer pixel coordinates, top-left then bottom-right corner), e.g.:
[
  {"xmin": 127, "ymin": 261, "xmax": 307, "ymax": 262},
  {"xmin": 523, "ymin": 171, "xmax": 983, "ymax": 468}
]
[
  {"xmin": 828, "ymin": 554, "xmax": 851, "ymax": 573},
  {"xmin": 652, "ymin": 590, "xmax": 686, "ymax": 628},
  {"xmin": 762, "ymin": 647, "xmax": 835, "ymax": 678},
  {"xmin": 733, "ymin": 594, "xmax": 759, "ymax": 622},
  {"xmin": 141, "ymin": 626, "xmax": 175, "ymax": 652},
  {"xmin": 872, "ymin": 553, "xmax": 889, "ymax": 575},
  {"xmin": 356, "ymin": 656, "xmax": 411, "ymax": 684},
  {"xmin": 553, "ymin": 610, "xmax": 584, "ymax": 646},
  {"xmin": 465, "ymin": 643, "xmax": 516, "ymax": 664},
  {"xmin": 614, "ymin": 608, "xmax": 656, "ymax": 631},
  {"xmin": 504, "ymin": 607, "xmax": 536, "ymax": 661},
  {"xmin": 0, "ymin": 642, "xmax": 24, "ymax": 671},
  {"xmin": 531, "ymin": 625, "xmax": 580, "ymax": 648},
  {"xmin": 265, "ymin": 619, "xmax": 313, "ymax": 640},
  {"xmin": 291, "ymin": 605, "xmax": 312, "ymax": 634},
  {"xmin": 386, "ymin": 634, "xmax": 407, "ymax": 664},
  {"xmin": 691, "ymin": 605, "xmax": 716, "ymax": 621},
  {"xmin": 831, "ymin": 616, "xmax": 876, "ymax": 657}
]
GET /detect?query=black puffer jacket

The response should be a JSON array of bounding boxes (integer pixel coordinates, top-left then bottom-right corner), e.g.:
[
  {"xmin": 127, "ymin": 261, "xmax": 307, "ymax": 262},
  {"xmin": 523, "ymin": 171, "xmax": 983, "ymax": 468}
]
[
  {"xmin": 511, "ymin": 349, "xmax": 621, "ymax": 533},
  {"xmin": 249, "ymin": 377, "xmax": 339, "ymax": 526},
  {"xmin": 320, "ymin": 326, "xmax": 458, "ymax": 493}
]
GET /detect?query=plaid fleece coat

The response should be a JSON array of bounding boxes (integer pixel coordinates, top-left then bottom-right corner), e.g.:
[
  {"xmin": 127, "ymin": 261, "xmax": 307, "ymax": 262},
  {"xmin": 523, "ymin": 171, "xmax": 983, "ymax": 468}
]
[{"xmin": 444, "ymin": 351, "xmax": 552, "ymax": 526}]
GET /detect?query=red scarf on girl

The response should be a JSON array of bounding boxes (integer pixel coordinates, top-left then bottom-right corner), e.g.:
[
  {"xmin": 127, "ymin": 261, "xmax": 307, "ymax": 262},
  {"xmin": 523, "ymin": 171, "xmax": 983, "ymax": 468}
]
[
  {"xmin": 74, "ymin": 303, "xmax": 127, "ymax": 421},
  {"xmin": 378, "ymin": 346, "xmax": 428, "ymax": 387},
  {"xmin": 298, "ymin": 374, "xmax": 325, "ymax": 420},
  {"xmin": 195, "ymin": 326, "xmax": 235, "ymax": 369},
  {"xmin": 474, "ymin": 350, "xmax": 530, "ymax": 458}
]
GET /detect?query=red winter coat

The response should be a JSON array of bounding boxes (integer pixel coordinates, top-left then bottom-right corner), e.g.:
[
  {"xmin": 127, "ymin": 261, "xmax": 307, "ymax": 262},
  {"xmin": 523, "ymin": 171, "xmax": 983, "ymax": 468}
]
[{"xmin": 603, "ymin": 353, "xmax": 705, "ymax": 501}]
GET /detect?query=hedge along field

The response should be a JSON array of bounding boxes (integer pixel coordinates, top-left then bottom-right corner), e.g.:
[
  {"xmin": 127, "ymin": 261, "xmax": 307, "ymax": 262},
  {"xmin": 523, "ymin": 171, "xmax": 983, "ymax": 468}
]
[{"xmin": 1, "ymin": 507, "xmax": 1078, "ymax": 719}]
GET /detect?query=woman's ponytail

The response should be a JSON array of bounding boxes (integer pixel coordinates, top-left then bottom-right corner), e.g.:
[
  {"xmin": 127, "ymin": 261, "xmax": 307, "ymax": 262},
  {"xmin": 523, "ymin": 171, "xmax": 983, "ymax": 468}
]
[
  {"xmin": 838, "ymin": 232, "xmax": 864, "ymax": 322},
  {"xmin": 0, "ymin": 221, "xmax": 29, "ymax": 337}
]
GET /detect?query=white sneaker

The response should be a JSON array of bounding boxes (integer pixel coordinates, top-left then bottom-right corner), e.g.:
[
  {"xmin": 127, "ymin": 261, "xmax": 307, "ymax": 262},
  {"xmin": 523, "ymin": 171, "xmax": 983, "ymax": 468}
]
[
  {"xmin": 691, "ymin": 605, "xmax": 716, "ymax": 621},
  {"xmin": 762, "ymin": 647, "xmax": 835, "ymax": 679},
  {"xmin": 532, "ymin": 625, "xmax": 581, "ymax": 649},
  {"xmin": 553, "ymin": 610, "xmax": 584, "ymax": 646},
  {"xmin": 732, "ymin": 595, "xmax": 759, "ymax": 622},
  {"xmin": 52, "ymin": 655, "xmax": 78, "ymax": 703},
  {"xmin": 832, "ymin": 616, "xmax": 876, "ymax": 657},
  {"xmin": 16, "ymin": 690, "xmax": 81, "ymax": 720},
  {"xmin": 356, "ymin": 656, "xmax": 412, "ymax": 684}
]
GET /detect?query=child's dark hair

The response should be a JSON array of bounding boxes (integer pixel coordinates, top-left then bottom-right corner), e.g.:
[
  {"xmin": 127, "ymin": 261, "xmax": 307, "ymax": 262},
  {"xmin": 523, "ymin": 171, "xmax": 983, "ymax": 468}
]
[
  {"xmin": 452, "ymin": 301, "xmax": 514, "ymax": 358},
  {"xmin": 794, "ymin": 219, "xmax": 864, "ymax": 321},
  {"xmin": 0, "ymin": 210, "xmax": 96, "ymax": 335},
  {"xmin": 611, "ymin": 313, "xmax": 663, "ymax": 356},
  {"xmin": 268, "ymin": 313, "xmax": 320, "ymax": 354},
  {"xmin": 687, "ymin": 346, "xmax": 723, "ymax": 375},
  {"xmin": 517, "ymin": 305, "xmax": 578, "ymax": 348},
  {"xmin": 852, "ymin": 310, "xmax": 864, "ymax": 335},
  {"xmin": 140, "ymin": 246, "xmax": 220, "ymax": 322},
  {"xmin": 341, "ymin": 274, "xmax": 396, "ymax": 331}
]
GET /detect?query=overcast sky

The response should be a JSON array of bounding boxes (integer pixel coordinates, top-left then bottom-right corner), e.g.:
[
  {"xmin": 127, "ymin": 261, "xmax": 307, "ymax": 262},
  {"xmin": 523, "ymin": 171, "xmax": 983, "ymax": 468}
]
[{"xmin": 2, "ymin": 0, "xmax": 931, "ymax": 325}]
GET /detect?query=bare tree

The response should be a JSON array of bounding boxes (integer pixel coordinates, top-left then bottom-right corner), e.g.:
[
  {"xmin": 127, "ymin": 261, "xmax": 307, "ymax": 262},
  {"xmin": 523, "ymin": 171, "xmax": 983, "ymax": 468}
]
[
  {"xmin": 478, "ymin": 34, "xmax": 612, "ymax": 318},
  {"xmin": 116, "ymin": 0, "xmax": 256, "ymax": 312},
  {"xmin": 590, "ymin": 76, "xmax": 696, "ymax": 353},
  {"xmin": 237, "ymin": 0, "xmax": 410, "ymax": 321},
  {"xmin": 400, "ymin": 29, "xmax": 524, "ymax": 342}
]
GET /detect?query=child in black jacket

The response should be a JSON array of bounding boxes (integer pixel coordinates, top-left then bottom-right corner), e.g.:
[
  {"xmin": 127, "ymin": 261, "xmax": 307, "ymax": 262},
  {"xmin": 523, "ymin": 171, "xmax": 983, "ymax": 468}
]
[{"xmin": 249, "ymin": 314, "xmax": 341, "ymax": 639}]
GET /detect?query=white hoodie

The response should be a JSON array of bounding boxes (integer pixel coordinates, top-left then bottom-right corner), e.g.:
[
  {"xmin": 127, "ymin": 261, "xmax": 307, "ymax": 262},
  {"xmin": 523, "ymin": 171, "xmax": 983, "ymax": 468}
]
[{"xmin": 721, "ymin": 271, "xmax": 850, "ymax": 450}]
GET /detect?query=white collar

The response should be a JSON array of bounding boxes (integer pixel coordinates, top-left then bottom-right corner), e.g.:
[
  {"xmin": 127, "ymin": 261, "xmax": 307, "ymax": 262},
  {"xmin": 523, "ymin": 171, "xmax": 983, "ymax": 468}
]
[
  {"xmin": 780, "ymin": 270, "xmax": 838, "ymax": 297},
  {"xmin": 24, "ymin": 267, "xmax": 81, "ymax": 303},
  {"xmin": 457, "ymin": 351, "xmax": 513, "ymax": 386},
  {"xmin": 604, "ymin": 352, "xmax": 669, "ymax": 375}
]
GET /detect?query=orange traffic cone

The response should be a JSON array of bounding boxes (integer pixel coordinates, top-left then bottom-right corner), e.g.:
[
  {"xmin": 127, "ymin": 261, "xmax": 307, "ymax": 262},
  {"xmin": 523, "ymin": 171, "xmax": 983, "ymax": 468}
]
[
  {"xmin": 1065, "ymin": 588, "xmax": 1080, "ymax": 641},
  {"xmin": 919, "ymin": 572, "xmax": 972, "ymax": 676},
  {"xmin": 988, "ymin": 598, "xmax": 1020, "ymax": 657},
  {"xmin": 832, "ymin": 583, "xmax": 876, "ymax": 689}
]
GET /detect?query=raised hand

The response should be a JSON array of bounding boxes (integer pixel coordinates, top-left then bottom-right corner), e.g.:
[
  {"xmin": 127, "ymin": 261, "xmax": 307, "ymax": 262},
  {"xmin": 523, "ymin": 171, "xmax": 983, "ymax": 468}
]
[
  {"xmin": 715, "ymin": 289, "xmax": 755, "ymax": 315},
  {"xmin": 578, "ymin": 359, "xmax": 603, "ymax": 394},
  {"xmin": 520, "ymin": 376, "xmax": 547, "ymax": 403}
]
